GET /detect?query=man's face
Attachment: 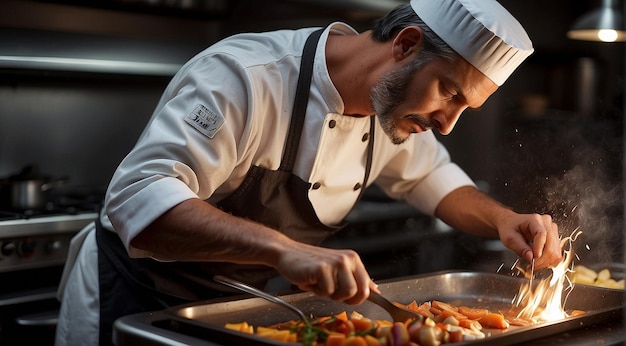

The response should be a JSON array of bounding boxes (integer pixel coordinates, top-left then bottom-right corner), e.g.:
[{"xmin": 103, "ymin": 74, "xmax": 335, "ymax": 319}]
[{"xmin": 371, "ymin": 56, "xmax": 498, "ymax": 144}]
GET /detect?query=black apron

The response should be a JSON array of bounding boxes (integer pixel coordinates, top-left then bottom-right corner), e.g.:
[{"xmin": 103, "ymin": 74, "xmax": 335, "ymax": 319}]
[{"xmin": 96, "ymin": 28, "xmax": 375, "ymax": 345}]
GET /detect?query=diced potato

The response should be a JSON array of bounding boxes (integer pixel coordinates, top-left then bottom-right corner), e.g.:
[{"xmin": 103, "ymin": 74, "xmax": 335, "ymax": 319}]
[
  {"xmin": 573, "ymin": 265, "xmax": 598, "ymax": 281},
  {"xmin": 597, "ymin": 269, "xmax": 611, "ymax": 283},
  {"xmin": 572, "ymin": 273, "xmax": 596, "ymax": 285},
  {"xmin": 225, "ymin": 322, "xmax": 253, "ymax": 334},
  {"xmin": 571, "ymin": 265, "xmax": 625, "ymax": 290}
]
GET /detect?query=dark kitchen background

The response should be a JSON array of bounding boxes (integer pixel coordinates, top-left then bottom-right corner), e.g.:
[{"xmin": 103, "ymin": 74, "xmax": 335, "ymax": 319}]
[{"xmin": 0, "ymin": 0, "xmax": 624, "ymax": 344}]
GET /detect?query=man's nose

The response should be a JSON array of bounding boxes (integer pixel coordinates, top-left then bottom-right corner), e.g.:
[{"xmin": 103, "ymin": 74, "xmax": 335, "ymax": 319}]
[{"xmin": 435, "ymin": 106, "xmax": 465, "ymax": 135}]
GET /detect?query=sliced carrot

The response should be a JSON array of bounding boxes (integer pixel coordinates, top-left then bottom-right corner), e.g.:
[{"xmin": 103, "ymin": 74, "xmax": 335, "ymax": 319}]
[
  {"xmin": 459, "ymin": 318, "xmax": 482, "ymax": 331},
  {"xmin": 418, "ymin": 301, "xmax": 432, "ymax": 310},
  {"xmin": 438, "ymin": 309, "xmax": 468, "ymax": 321},
  {"xmin": 429, "ymin": 307, "xmax": 442, "ymax": 315},
  {"xmin": 335, "ymin": 311, "xmax": 349, "ymax": 321},
  {"xmin": 351, "ymin": 317, "xmax": 374, "ymax": 331},
  {"xmin": 416, "ymin": 302, "xmax": 435, "ymax": 319},
  {"xmin": 287, "ymin": 332, "xmax": 297, "ymax": 343},
  {"xmin": 269, "ymin": 330, "xmax": 292, "ymax": 342},
  {"xmin": 479, "ymin": 313, "xmax": 510, "ymax": 329},
  {"xmin": 351, "ymin": 311, "xmax": 365, "ymax": 319},
  {"xmin": 363, "ymin": 334, "xmax": 382, "ymax": 346},
  {"xmin": 344, "ymin": 335, "xmax": 368, "ymax": 346},
  {"xmin": 255, "ymin": 326, "xmax": 276, "ymax": 334},
  {"xmin": 570, "ymin": 310, "xmax": 586, "ymax": 316},
  {"xmin": 224, "ymin": 322, "xmax": 253, "ymax": 333},
  {"xmin": 326, "ymin": 333, "xmax": 346, "ymax": 346},
  {"xmin": 406, "ymin": 300, "xmax": 420, "ymax": 312},
  {"xmin": 432, "ymin": 300, "xmax": 458, "ymax": 312},
  {"xmin": 375, "ymin": 319, "xmax": 393, "ymax": 328},
  {"xmin": 458, "ymin": 306, "xmax": 489, "ymax": 320}
]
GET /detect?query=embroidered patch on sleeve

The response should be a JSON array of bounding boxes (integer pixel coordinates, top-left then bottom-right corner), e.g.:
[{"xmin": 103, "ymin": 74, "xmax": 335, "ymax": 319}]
[{"xmin": 184, "ymin": 104, "xmax": 225, "ymax": 139}]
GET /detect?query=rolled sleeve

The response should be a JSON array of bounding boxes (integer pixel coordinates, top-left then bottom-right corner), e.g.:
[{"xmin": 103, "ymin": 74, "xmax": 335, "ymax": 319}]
[
  {"xmin": 405, "ymin": 162, "xmax": 475, "ymax": 215},
  {"xmin": 106, "ymin": 177, "xmax": 198, "ymax": 257}
]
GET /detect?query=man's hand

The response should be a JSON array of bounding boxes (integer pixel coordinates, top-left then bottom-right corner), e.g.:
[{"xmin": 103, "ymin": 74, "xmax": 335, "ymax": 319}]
[
  {"xmin": 435, "ymin": 186, "xmax": 563, "ymax": 270},
  {"xmin": 273, "ymin": 241, "xmax": 378, "ymax": 305},
  {"xmin": 495, "ymin": 213, "xmax": 562, "ymax": 269}
]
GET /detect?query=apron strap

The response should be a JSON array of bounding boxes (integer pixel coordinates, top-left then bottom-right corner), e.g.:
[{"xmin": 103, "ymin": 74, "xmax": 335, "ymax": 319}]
[
  {"xmin": 360, "ymin": 117, "xmax": 375, "ymax": 199},
  {"xmin": 279, "ymin": 28, "xmax": 324, "ymax": 172}
]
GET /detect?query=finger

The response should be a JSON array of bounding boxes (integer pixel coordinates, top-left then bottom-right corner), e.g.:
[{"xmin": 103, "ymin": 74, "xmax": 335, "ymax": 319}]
[
  {"xmin": 304, "ymin": 263, "xmax": 336, "ymax": 297},
  {"xmin": 369, "ymin": 278, "xmax": 380, "ymax": 294},
  {"xmin": 523, "ymin": 215, "xmax": 550, "ymax": 262},
  {"xmin": 534, "ymin": 219, "xmax": 563, "ymax": 268},
  {"xmin": 530, "ymin": 223, "xmax": 548, "ymax": 259},
  {"xmin": 330, "ymin": 265, "xmax": 358, "ymax": 301},
  {"xmin": 500, "ymin": 230, "xmax": 533, "ymax": 262},
  {"xmin": 342, "ymin": 259, "xmax": 372, "ymax": 305}
]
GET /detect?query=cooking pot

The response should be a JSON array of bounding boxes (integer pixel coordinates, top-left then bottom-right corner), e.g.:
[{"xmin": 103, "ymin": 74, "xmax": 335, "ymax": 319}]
[{"xmin": 6, "ymin": 165, "xmax": 67, "ymax": 210}]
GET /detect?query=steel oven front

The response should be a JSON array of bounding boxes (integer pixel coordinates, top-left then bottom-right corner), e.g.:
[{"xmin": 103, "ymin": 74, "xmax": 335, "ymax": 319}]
[{"xmin": 0, "ymin": 211, "xmax": 97, "ymax": 345}]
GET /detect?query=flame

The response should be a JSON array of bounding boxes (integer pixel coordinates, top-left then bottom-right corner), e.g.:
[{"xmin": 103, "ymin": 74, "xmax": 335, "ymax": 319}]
[{"xmin": 513, "ymin": 228, "xmax": 582, "ymax": 323}]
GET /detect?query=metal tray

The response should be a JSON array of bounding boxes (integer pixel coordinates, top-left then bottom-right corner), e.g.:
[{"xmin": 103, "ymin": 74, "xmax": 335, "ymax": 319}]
[{"xmin": 118, "ymin": 271, "xmax": 626, "ymax": 345}]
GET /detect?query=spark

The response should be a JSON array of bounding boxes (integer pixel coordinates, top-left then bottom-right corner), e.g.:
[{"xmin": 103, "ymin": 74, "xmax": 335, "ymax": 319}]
[{"xmin": 510, "ymin": 258, "xmax": 519, "ymax": 271}]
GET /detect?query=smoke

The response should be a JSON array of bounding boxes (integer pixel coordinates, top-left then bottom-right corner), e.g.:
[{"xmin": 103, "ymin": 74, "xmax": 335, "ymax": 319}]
[
  {"xmin": 543, "ymin": 163, "xmax": 623, "ymax": 264},
  {"xmin": 492, "ymin": 116, "xmax": 623, "ymax": 265}
]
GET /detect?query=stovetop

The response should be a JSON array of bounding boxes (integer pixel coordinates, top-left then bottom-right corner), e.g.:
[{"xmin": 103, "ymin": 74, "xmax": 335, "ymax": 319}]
[
  {"xmin": 0, "ymin": 192, "xmax": 102, "ymax": 272},
  {"xmin": 0, "ymin": 190, "xmax": 102, "ymax": 219}
]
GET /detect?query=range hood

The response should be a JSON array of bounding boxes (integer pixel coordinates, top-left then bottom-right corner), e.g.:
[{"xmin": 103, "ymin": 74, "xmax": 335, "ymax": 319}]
[
  {"xmin": 0, "ymin": 0, "xmax": 217, "ymax": 77},
  {"xmin": 0, "ymin": 0, "xmax": 407, "ymax": 77},
  {"xmin": 0, "ymin": 28, "xmax": 203, "ymax": 77}
]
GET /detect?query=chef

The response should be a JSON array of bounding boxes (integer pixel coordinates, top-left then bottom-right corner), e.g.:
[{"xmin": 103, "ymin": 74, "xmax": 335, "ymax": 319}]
[{"xmin": 56, "ymin": 0, "xmax": 563, "ymax": 345}]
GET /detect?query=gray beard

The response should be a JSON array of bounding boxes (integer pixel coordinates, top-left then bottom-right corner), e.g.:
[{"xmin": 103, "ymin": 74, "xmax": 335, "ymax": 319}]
[
  {"xmin": 370, "ymin": 59, "xmax": 434, "ymax": 144},
  {"xmin": 371, "ymin": 63, "xmax": 417, "ymax": 145}
]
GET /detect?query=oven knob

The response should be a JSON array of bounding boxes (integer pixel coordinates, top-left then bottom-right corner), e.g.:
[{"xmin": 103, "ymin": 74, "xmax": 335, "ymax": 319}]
[
  {"xmin": 18, "ymin": 238, "xmax": 36, "ymax": 258},
  {"xmin": 1, "ymin": 241, "xmax": 16, "ymax": 256},
  {"xmin": 46, "ymin": 240, "xmax": 62, "ymax": 254}
]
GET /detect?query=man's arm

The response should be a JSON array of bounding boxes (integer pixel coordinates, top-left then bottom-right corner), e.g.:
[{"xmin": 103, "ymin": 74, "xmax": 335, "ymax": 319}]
[
  {"xmin": 434, "ymin": 186, "xmax": 563, "ymax": 269},
  {"xmin": 130, "ymin": 198, "xmax": 376, "ymax": 304}
]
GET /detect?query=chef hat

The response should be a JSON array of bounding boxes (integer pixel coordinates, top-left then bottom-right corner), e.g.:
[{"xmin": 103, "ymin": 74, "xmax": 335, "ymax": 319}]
[{"xmin": 410, "ymin": 0, "xmax": 533, "ymax": 86}]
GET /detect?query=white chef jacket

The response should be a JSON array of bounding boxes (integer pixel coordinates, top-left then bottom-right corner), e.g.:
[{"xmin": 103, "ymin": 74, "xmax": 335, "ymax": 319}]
[{"xmin": 104, "ymin": 22, "xmax": 475, "ymax": 260}]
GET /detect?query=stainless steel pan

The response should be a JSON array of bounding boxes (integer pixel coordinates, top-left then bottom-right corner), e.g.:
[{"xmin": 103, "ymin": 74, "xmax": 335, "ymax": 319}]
[{"xmin": 147, "ymin": 270, "xmax": 624, "ymax": 345}]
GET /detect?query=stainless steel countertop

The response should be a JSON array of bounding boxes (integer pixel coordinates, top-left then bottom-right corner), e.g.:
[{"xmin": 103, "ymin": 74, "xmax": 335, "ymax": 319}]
[{"xmin": 0, "ymin": 212, "xmax": 97, "ymax": 238}]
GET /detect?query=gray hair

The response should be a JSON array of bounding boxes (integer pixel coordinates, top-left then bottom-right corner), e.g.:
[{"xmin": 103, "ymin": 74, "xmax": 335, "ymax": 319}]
[{"xmin": 371, "ymin": 4, "xmax": 458, "ymax": 65}]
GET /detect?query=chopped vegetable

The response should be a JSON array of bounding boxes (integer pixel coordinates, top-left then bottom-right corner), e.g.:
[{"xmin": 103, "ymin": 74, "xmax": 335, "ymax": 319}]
[
  {"xmin": 478, "ymin": 313, "xmax": 509, "ymax": 329},
  {"xmin": 224, "ymin": 297, "xmax": 583, "ymax": 345},
  {"xmin": 458, "ymin": 306, "xmax": 489, "ymax": 320},
  {"xmin": 568, "ymin": 265, "xmax": 625, "ymax": 290}
]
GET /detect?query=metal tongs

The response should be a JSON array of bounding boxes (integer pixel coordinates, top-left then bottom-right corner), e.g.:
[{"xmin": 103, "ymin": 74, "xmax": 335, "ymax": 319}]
[
  {"xmin": 214, "ymin": 275, "xmax": 423, "ymax": 323},
  {"xmin": 529, "ymin": 258, "xmax": 535, "ymax": 288},
  {"xmin": 214, "ymin": 275, "xmax": 309, "ymax": 323}
]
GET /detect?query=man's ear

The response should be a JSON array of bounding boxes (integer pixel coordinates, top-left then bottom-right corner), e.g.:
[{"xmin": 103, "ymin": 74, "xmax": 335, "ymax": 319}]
[{"xmin": 391, "ymin": 26, "xmax": 423, "ymax": 61}]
